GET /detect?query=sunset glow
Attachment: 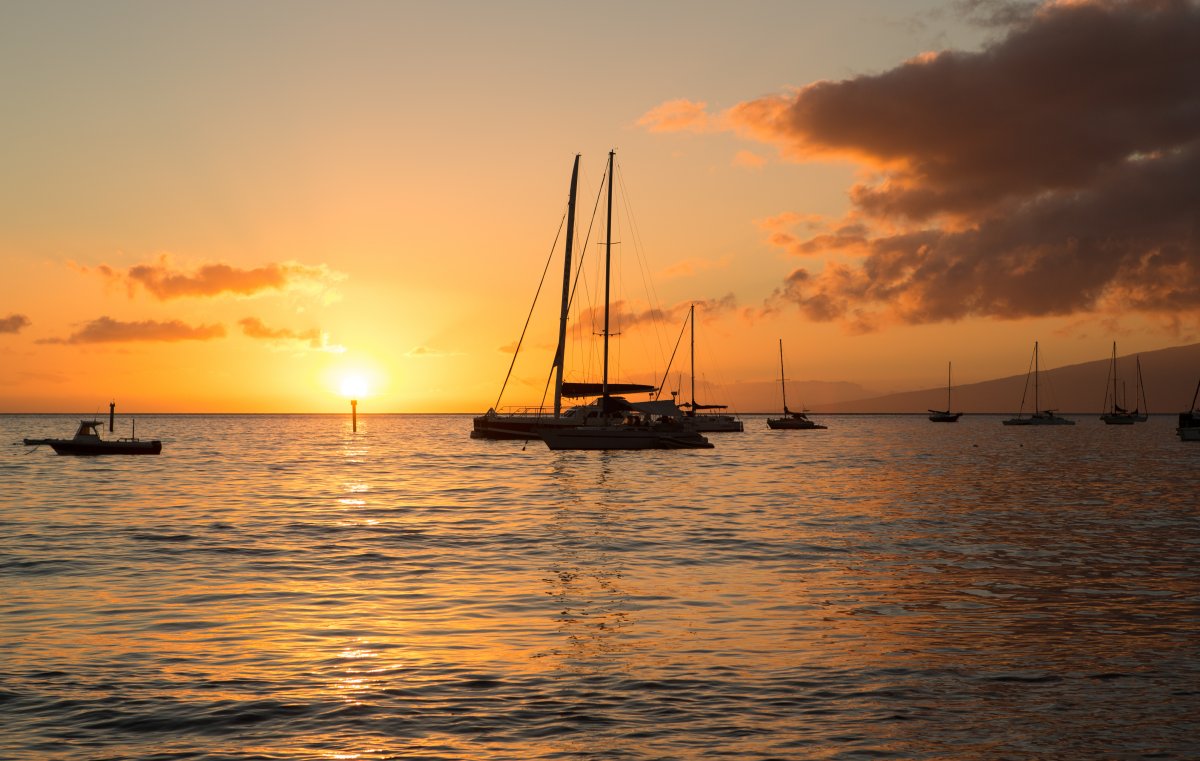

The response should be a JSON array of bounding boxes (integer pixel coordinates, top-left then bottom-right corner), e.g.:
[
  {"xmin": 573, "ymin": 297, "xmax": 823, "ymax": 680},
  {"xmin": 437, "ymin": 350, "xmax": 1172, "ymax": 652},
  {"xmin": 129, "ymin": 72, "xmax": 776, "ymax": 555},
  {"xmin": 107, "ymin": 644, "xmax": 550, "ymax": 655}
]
[{"xmin": 2, "ymin": 1, "xmax": 1197, "ymax": 413}]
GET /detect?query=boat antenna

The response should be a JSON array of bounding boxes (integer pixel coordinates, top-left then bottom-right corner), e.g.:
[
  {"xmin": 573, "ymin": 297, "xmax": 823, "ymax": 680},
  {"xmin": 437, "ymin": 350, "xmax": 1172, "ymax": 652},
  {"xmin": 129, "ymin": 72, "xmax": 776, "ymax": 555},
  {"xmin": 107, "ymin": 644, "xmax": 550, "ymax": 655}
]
[{"xmin": 109, "ymin": 400, "xmax": 115, "ymax": 433}]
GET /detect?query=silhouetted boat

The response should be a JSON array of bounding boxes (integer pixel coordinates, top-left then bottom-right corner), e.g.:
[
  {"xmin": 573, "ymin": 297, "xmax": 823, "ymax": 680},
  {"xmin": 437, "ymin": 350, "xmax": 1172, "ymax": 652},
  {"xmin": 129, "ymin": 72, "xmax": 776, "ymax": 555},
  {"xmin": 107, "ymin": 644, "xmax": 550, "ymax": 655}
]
[
  {"xmin": 677, "ymin": 304, "xmax": 743, "ymax": 433},
  {"xmin": 766, "ymin": 339, "xmax": 826, "ymax": 430},
  {"xmin": 24, "ymin": 418, "xmax": 162, "ymax": 455},
  {"xmin": 928, "ymin": 361, "xmax": 962, "ymax": 422},
  {"xmin": 1099, "ymin": 342, "xmax": 1149, "ymax": 424},
  {"xmin": 1177, "ymin": 379, "xmax": 1200, "ymax": 441},
  {"xmin": 531, "ymin": 151, "xmax": 710, "ymax": 450},
  {"xmin": 472, "ymin": 154, "xmax": 586, "ymax": 441},
  {"xmin": 1002, "ymin": 341, "xmax": 1075, "ymax": 426}
]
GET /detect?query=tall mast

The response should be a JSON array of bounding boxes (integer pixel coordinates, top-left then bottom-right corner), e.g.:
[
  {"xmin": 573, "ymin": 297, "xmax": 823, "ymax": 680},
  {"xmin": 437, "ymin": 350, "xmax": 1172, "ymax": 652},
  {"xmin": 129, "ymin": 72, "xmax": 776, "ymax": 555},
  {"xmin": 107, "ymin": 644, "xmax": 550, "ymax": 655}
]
[
  {"xmin": 601, "ymin": 150, "xmax": 614, "ymax": 401},
  {"xmin": 689, "ymin": 303, "xmax": 696, "ymax": 407},
  {"xmin": 1034, "ymin": 341, "xmax": 1040, "ymax": 413},
  {"xmin": 947, "ymin": 362, "xmax": 952, "ymax": 410},
  {"xmin": 552, "ymin": 154, "xmax": 580, "ymax": 418},
  {"xmin": 779, "ymin": 338, "xmax": 788, "ymax": 413},
  {"xmin": 1111, "ymin": 342, "xmax": 1118, "ymax": 413}
]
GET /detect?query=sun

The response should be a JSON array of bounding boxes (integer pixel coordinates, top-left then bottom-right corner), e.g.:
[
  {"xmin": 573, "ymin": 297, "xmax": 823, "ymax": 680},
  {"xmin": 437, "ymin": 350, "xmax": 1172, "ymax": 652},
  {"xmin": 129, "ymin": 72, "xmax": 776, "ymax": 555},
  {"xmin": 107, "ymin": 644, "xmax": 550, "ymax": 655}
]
[{"xmin": 339, "ymin": 373, "xmax": 369, "ymax": 399}]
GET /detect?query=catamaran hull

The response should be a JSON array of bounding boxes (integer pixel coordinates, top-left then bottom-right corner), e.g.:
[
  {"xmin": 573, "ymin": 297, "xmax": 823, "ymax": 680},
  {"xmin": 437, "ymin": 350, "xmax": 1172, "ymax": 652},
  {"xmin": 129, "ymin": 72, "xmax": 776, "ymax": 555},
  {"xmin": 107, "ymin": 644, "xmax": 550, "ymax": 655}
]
[
  {"xmin": 471, "ymin": 416, "xmax": 577, "ymax": 440},
  {"xmin": 538, "ymin": 428, "xmax": 712, "ymax": 450},
  {"xmin": 1178, "ymin": 427, "xmax": 1200, "ymax": 441}
]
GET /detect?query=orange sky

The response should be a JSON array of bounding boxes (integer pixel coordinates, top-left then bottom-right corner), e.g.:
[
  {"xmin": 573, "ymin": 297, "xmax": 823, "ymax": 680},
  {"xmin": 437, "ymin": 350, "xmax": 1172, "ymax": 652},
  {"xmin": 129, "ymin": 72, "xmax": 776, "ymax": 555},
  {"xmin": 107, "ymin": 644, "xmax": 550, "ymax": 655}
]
[{"xmin": 2, "ymin": 1, "xmax": 1197, "ymax": 412}]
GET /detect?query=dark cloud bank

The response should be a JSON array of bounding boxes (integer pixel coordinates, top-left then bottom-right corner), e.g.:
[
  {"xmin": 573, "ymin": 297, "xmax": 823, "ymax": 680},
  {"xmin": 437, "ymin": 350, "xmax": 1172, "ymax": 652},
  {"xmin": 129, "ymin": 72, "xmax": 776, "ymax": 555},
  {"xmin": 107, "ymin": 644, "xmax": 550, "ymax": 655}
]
[{"xmin": 725, "ymin": 0, "xmax": 1200, "ymax": 329}]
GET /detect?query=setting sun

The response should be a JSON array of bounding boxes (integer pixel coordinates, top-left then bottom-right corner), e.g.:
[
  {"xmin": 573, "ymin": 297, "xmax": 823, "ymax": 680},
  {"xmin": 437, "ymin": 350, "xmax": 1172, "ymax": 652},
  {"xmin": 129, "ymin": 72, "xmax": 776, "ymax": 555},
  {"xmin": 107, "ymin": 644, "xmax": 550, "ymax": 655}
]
[{"xmin": 339, "ymin": 373, "xmax": 370, "ymax": 400}]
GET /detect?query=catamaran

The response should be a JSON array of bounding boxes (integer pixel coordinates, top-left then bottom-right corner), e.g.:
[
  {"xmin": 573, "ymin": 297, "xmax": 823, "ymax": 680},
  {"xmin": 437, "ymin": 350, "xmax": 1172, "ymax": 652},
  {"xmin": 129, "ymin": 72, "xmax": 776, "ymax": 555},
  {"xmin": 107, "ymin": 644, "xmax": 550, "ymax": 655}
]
[{"xmin": 535, "ymin": 152, "xmax": 711, "ymax": 450}]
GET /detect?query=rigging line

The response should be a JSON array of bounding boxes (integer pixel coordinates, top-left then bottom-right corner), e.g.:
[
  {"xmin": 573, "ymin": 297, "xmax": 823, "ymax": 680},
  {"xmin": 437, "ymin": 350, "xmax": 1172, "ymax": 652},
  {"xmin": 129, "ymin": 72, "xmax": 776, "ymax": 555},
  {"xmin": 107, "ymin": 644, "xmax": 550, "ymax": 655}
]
[
  {"xmin": 616, "ymin": 160, "xmax": 670, "ymax": 368},
  {"xmin": 654, "ymin": 306, "xmax": 689, "ymax": 401},
  {"xmin": 1017, "ymin": 346, "xmax": 1035, "ymax": 415},
  {"xmin": 493, "ymin": 208, "xmax": 568, "ymax": 410}
]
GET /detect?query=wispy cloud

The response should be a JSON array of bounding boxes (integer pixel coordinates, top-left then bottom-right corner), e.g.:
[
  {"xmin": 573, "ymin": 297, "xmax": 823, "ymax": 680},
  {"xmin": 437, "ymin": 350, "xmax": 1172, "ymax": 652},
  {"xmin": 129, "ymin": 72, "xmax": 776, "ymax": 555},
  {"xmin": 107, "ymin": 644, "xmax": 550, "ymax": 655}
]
[
  {"xmin": 653, "ymin": 1, "xmax": 1200, "ymax": 329},
  {"xmin": 405, "ymin": 345, "xmax": 459, "ymax": 358},
  {"xmin": 238, "ymin": 317, "xmax": 344, "ymax": 353},
  {"xmin": 38, "ymin": 316, "xmax": 225, "ymax": 344},
  {"xmin": 0, "ymin": 314, "xmax": 31, "ymax": 334},
  {"xmin": 78, "ymin": 255, "xmax": 344, "ymax": 300},
  {"xmin": 636, "ymin": 99, "xmax": 717, "ymax": 133},
  {"xmin": 732, "ymin": 150, "xmax": 767, "ymax": 169}
]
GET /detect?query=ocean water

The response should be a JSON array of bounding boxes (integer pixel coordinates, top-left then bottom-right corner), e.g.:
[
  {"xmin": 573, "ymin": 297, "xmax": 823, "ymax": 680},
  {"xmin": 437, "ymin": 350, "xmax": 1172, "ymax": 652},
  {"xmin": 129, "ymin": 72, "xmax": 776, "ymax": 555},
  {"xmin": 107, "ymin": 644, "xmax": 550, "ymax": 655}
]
[{"xmin": 1, "ymin": 413, "xmax": 1197, "ymax": 760}]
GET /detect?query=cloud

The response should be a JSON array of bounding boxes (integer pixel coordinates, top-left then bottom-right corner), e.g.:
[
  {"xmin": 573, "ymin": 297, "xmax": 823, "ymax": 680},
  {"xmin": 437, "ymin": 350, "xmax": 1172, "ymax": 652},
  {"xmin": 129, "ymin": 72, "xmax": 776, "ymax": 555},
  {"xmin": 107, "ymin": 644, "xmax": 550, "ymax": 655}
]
[
  {"xmin": 405, "ymin": 346, "xmax": 460, "ymax": 358},
  {"xmin": 39, "ymin": 316, "xmax": 225, "ymax": 344},
  {"xmin": 238, "ymin": 317, "xmax": 344, "ymax": 353},
  {"xmin": 636, "ymin": 99, "xmax": 716, "ymax": 133},
  {"xmin": 0, "ymin": 314, "xmax": 31, "ymax": 334},
  {"xmin": 659, "ymin": 256, "xmax": 731, "ymax": 279},
  {"xmin": 79, "ymin": 255, "xmax": 343, "ymax": 300},
  {"xmin": 572, "ymin": 295, "xmax": 738, "ymax": 334},
  {"xmin": 732, "ymin": 150, "xmax": 767, "ymax": 169},
  {"xmin": 701, "ymin": 1, "xmax": 1200, "ymax": 328}
]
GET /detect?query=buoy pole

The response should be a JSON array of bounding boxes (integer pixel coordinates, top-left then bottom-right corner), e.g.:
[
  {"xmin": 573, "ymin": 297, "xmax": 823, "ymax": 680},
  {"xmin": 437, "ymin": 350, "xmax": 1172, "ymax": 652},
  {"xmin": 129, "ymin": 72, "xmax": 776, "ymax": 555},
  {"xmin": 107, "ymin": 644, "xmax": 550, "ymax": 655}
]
[
  {"xmin": 109, "ymin": 401, "xmax": 115, "ymax": 432},
  {"xmin": 351, "ymin": 399, "xmax": 357, "ymax": 432}
]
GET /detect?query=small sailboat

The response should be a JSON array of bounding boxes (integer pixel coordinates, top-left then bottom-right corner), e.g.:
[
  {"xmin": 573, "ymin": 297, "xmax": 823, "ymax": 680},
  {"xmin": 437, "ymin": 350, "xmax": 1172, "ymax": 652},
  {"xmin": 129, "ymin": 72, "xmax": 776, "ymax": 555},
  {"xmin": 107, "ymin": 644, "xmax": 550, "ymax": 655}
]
[
  {"xmin": 1099, "ymin": 342, "xmax": 1149, "ymax": 424},
  {"xmin": 1002, "ymin": 341, "xmax": 1075, "ymax": 426},
  {"xmin": 535, "ymin": 151, "xmax": 711, "ymax": 451},
  {"xmin": 24, "ymin": 402, "xmax": 162, "ymax": 455},
  {"xmin": 928, "ymin": 362, "xmax": 962, "ymax": 422},
  {"xmin": 766, "ymin": 339, "xmax": 826, "ymax": 430},
  {"xmin": 677, "ymin": 304, "xmax": 743, "ymax": 433},
  {"xmin": 1177, "ymin": 379, "xmax": 1200, "ymax": 441}
]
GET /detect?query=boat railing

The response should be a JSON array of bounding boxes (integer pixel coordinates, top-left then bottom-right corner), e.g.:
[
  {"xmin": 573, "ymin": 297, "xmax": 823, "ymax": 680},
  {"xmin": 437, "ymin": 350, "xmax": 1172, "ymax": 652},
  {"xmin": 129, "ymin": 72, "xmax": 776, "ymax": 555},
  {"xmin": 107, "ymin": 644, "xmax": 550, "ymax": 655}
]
[{"xmin": 493, "ymin": 405, "xmax": 556, "ymax": 417}]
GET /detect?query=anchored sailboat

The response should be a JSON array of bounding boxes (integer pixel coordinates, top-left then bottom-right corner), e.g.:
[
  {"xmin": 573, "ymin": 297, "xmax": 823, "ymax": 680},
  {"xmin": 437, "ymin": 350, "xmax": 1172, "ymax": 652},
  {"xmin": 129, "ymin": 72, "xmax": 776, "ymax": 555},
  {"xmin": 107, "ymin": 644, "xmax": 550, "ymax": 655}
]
[
  {"xmin": 676, "ymin": 304, "xmax": 743, "ymax": 433},
  {"xmin": 1002, "ymin": 341, "xmax": 1075, "ymax": 426},
  {"xmin": 1099, "ymin": 342, "xmax": 1149, "ymax": 424},
  {"xmin": 928, "ymin": 362, "xmax": 962, "ymax": 422},
  {"xmin": 766, "ymin": 339, "xmax": 826, "ymax": 430},
  {"xmin": 536, "ymin": 151, "xmax": 712, "ymax": 450}
]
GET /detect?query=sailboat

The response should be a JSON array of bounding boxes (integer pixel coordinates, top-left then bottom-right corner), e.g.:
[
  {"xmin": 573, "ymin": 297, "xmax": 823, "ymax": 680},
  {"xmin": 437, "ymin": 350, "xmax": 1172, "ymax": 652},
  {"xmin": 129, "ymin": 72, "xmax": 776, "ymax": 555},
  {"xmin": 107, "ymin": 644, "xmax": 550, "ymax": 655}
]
[
  {"xmin": 677, "ymin": 304, "xmax": 743, "ymax": 432},
  {"xmin": 535, "ymin": 151, "xmax": 712, "ymax": 451},
  {"xmin": 472, "ymin": 154, "xmax": 592, "ymax": 440},
  {"xmin": 766, "ymin": 339, "xmax": 826, "ymax": 430},
  {"xmin": 1099, "ymin": 342, "xmax": 1149, "ymax": 424},
  {"xmin": 1001, "ymin": 341, "xmax": 1075, "ymax": 425},
  {"xmin": 928, "ymin": 362, "xmax": 962, "ymax": 422}
]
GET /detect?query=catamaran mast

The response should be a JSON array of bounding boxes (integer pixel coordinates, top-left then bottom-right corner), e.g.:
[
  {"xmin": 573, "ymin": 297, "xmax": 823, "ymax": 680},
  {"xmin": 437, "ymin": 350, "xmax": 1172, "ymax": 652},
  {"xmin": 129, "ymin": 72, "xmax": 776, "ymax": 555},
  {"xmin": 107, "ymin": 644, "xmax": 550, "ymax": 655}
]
[
  {"xmin": 601, "ymin": 150, "xmax": 614, "ymax": 402},
  {"xmin": 552, "ymin": 154, "xmax": 580, "ymax": 418}
]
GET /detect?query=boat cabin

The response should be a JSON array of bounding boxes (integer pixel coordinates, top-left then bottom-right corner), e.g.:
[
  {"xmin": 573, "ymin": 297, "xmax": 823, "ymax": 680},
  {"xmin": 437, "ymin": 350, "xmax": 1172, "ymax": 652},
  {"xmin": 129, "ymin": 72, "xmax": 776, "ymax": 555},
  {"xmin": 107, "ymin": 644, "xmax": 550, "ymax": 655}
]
[{"xmin": 74, "ymin": 420, "xmax": 104, "ymax": 439}]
